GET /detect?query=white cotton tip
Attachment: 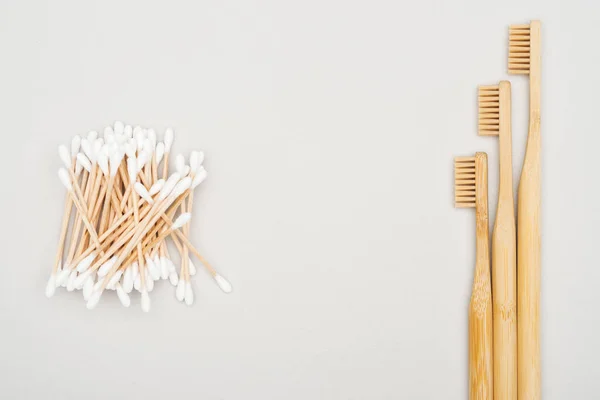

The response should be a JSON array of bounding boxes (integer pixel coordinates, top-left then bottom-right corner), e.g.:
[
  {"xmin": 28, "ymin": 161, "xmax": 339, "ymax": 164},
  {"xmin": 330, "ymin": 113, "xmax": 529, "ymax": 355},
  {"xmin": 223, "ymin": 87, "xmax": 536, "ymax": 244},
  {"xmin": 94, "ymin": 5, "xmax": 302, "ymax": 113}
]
[
  {"xmin": 125, "ymin": 140, "xmax": 136, "ymax": 157},
  {"xmin": 124, "ymin": 125, "xmax": 133, "ymax": 138},
  {"xmin": 146, "ymin": 255, "xmax": 160, "ymax": 281},
  {"xmin": 157, "ymin": 172, "xmax": 181, "ymax": 201},
  {"xmin": 104, "ymin": 126, "xmax": 114, "ymax": 138},
  {"xmin": 168, "ymin": 270, "xmax": 179, "ymax": 286},
  {"xmin": 133, "ymin": 125, "xmax": 142, "ymax": 136},
  {"xmin": 133, "ymin": 274, "xmax": 141, "ymax": 292},
  {"xmin": 182, "ymin": 165, "xmax": 191, "ymax": 176},
  {"xmin": 136, "ymin": 151, "xmax": 148, "ymax": 172},
  {"xmin": 58, "ymin": 145, "xmax": 71, "ymax": 168},
  {"xmin": 184, "ymin": 282, "xmax": 194, "ymax": 306},
  {"xmin": 135, "ymin": 130, "xmax": 145, "ymax": 152},
  {"xmin": 149, "ymin": 179, "xmax": 164, "ymax": 195},
  {"xmin": 45, "ymin": 274, "xmax": 57, "ymax": 298},
  {"xmin": 97, "ymin": 147, "xmax": 109, "ymax": 176},
  {"xmin": 109, "ymin": 149, "xmax": 122, "ymax": 177},
  {"xmin": 147, "ymin": 129, "xmax": 156, "ymax": 149},
  {"xmin": 116, "ymin": 284, "xmax": 131, "ymax": 307},
  {"xmin": 76, "ymin": 253, "xmax": 96, "ymax": 273},
  {"xmin": 131, "ymin": 261, "xmax": 139, "ymax": 279},
  {"xmin": 176, "ymin": 280, "xmax": 185, "ymax": 301},
  {"xmin": 145, "ymin": 271, "xmax": 155, "ymax": 291},
  {"xmin": 188, "ymin": 258, "xmax": 197, "ymax": 276},
  {"xmin": 153, "ymin": 253, "xmax": 161, "ymax": 271},
  {"xmin": 86, "ymin": 290, "xmax": 102, "ymax": 310},
  {"xmin": 189, "ymin": 151, "xmax": 204, "ymax": 173},
  {"xmin": 155, "ymin": 142, "xmax": 165, "ymax": 164},
  {"xmin": 170, "ymin": 176, "xmax": 192, "ymax": 198},
  {"xmin": 159, "ymin": 257, "xmax": 169, "ymax": 280},
  {"xmin": 142, "ymin": 138, "xmax": 154, "ymax": 156},
  {"xmin": 127, "ymin": 156, "xmax": 137, "ymax": 183},
  {"xmin": 66, "ymin": 271, "xmax": 77, "ymax": 292},
  {"xmin": 98, "ymin": 256, "xmax": 117, "ymax": 277},
  {"xmin": 122, "ymin": 266, "xmax": 134, "ymax": 293},
  {"xmin": 107, "ymin": 270, "xmax": 123, "ymax": 288},
  {"xmin": 215, "ymin": 274, "xmax": 232, "ymax": 293},
  {"xmin": 71, "ymin": 135, "xmax": 81, "ymax": 158},
  {"xmin": 87, "ymin": 130, "xmax": 98, "ymax": 141},
  {"xmin": 74, "ymin": 269, "xmax": 91, "ymax": 288},
  {"xmin": 164, "ymin": 128, "xmax": 174, "ymax": 152},
  {"xmin": 172, "ymin": 213, "xmax": 192, "ymax": 230},
  {"xmin": 192, "ymin": 167, "xmax": 207, "ymax": 189},
  {"xmin": 141, "ymin": 290, "xmax": 151, "ymax": 312},
  {"xmin": 82, "ymin": 275, "xmax": 94, "ymax": 300},
  {"xmin": 56, "ymin": 267, "xmax": 71, "ymax": 286},
  {"xmin": 175, "ymin": 154, "xmax": 185, "ymax": 175},
  {"xmin": 134, "ymin": 182, "xmax": 154, "ymax": 204},
  {"xmin": 58, "ymin": 168, "xmax": 73, "ymax": 192},
  {"xmin": 93, "ymin": 138, "xmax": 104, "ymax": 162},
  {"xmin": 80, "ymin": 139, "xmax": 92, "ymax": 161},
  {"xmin": 76, "ymin": 153, "xmax": 92, "ymax": 173},
  {"xmin": 114, "ymin": 121, "xmax": 124, "ymax": 135},
  {"xmin": 166, "ymin": 258, "xmax": 176, "ymax": 273},
  {"xmin": 75, "ymin": 160, "xmax": 83, "ymax": 175}
]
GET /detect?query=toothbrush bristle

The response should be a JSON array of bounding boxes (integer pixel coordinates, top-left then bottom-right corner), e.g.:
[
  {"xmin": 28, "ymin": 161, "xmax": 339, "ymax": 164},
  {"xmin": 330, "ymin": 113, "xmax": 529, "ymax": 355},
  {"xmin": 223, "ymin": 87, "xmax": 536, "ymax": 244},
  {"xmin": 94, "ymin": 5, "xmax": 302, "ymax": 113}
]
[
  {"xmin": 454, "ymin": 157, "xmax": 476, "ymax": 208},
  {"xmin": 508, "ymin": 24, "xmax": 531, "ymax": 74},
  {"xmin": 478, "ymin": 85, "xmax": 500, "ymax": 136}
]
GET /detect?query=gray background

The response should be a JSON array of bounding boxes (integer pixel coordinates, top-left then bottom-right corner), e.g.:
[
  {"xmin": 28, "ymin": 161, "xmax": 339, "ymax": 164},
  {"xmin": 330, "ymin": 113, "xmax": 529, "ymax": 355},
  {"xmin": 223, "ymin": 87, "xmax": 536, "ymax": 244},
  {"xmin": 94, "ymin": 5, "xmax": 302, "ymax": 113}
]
[{"xmin": 0, "ymin": 0, "xmax": 598, "ymax": 398}]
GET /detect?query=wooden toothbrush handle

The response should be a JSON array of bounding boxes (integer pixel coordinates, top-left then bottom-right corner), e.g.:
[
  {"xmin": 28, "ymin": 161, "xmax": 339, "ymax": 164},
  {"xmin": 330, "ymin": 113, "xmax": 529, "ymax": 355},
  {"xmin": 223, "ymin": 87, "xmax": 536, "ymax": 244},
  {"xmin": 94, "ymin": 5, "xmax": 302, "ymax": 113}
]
[
  {"xmin": 470, "ymin": 151, "xmax": 492, "ymax": 400},
  {"xmin": 518, "ymin": 142, "xmax": 541, "ymax": 400},
  {"xmin": 469, "ymin": 254, "xmax": 493, "ymax": 400},
  {"xmin": 492, "ymin": 198, "xmax": 517, "ymax": 400}
]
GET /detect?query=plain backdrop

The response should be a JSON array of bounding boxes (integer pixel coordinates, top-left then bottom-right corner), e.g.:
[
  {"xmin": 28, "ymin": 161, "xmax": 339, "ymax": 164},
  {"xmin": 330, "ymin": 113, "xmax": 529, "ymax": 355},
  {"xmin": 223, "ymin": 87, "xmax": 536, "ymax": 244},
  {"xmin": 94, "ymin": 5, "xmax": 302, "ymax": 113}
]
[{"xmin": 0, "ymin": 0, "xmax": 598, "ymax": 399}]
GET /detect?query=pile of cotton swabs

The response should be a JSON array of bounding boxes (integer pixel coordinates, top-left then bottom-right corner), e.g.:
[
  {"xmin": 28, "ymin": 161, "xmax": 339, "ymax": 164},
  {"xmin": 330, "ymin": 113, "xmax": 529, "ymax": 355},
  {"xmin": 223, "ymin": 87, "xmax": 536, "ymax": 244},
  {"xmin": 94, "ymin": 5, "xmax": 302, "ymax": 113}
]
[{"xmin": 45, "ymin": 122, "xmax": 232, "ymax": 312}]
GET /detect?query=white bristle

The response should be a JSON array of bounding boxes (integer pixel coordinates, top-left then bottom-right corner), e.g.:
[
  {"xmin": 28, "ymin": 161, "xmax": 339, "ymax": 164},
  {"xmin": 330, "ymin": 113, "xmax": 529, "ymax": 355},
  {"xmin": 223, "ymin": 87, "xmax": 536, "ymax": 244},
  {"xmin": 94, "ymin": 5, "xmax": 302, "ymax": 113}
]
[
  {"xmin": 215, "ymin": 274, "xmax": 232, "ymax": 293},
  {"xmin": 192, "ymin": 167, "xmax": 207, "ymax": 188},
  {"xmin": 149, "ymin": 179, "xmax": 165, "ymax": 195},
  {"xmin": 172, "ymin": 213, "xmax": 192, "ymax": 230},
  {"xmin": 45, "ymin": 274, "xmax": 57, "ymax": 298},
  {"xmin": 184, "ymin": 282, "xmax": 194, "ymax": 306},
  {"xmin": 188, "ymin": 258, "xmax": 197, "ymax": 276},
  {"xmin": 116, "ymin": 284, "xmax": 131, "ymax": 307},
  {"xmin": 58, "ymin": 168, "xmax": 73, "ymax": 192},
  {"xmin": 141, "ymin": 290, "xmax": 151, "ymax": 312},
  {"xmin": 164, "ymin": 128, "xmax": 174, "ymax": 152},
  {"xmin": 176, "ymin": 280, "xmax": 185, "ymax": 301},
  {"xmin": 58, "ymin": 145, "xmax": 71, "ymax": 168},
  {"xmin": 134, "ymin": 182, "xmax": 154, "ymax": 204},
  {"xmin": 71, "ymin": 136, "xmax": 81, "ymax": 158}
]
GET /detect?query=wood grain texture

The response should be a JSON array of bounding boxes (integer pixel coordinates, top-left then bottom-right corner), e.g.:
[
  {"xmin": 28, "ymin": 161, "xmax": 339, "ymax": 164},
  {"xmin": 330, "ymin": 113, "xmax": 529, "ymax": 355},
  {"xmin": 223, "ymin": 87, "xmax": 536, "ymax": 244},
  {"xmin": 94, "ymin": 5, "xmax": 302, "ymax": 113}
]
[
  {"xmin": 469, "ymin": 152, "xmax": 493, "ymax": 400},
  {"xmin": 515, "ymin": 20, "xmax": 542, "ymax": 400},
  {"xmin": 493, "ymin": 81, "xmax": 517, "ymax": 400}
]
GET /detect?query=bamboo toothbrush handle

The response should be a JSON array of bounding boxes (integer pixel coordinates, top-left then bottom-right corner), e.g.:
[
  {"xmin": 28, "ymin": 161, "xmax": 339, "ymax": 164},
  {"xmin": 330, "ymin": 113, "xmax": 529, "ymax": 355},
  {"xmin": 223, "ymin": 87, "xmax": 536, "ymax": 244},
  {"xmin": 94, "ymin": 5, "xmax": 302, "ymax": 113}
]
[
  {"xmin": 469, "ymin": 152, "xmax": 493, "ymax": 400},
  {"xmin": 518, "ymin": 20, "xmax": 541, "ymax": 400},
  {"xmin": 493, "ymin": 81, "xmax": 517, "ymax": 399}
]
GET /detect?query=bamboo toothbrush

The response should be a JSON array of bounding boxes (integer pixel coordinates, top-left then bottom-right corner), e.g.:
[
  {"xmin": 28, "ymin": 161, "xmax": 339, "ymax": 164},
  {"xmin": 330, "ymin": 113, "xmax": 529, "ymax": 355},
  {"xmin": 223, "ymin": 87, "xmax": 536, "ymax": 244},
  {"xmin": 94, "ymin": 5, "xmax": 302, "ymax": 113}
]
[
  {"xmin": 509, "ymin": 20, "xmax": 542, "ymax": 399},
  {"xmin": 479, "ymin": 81, "xmax": 517, "ymax": 399},
  {"xmin": 455, "ymin": 153, "xmax": 493, "ymax": 399}
]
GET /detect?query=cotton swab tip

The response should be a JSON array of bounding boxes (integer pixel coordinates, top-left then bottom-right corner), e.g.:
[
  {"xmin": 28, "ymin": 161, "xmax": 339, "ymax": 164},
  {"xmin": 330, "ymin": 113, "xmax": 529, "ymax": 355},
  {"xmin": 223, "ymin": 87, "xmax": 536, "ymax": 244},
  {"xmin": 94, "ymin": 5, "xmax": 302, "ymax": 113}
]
[
  {"xmin": 141, "ymin": 290, "xmax": 151, "ymax": 312},
  {"xmin": 184, "ymin": 282, "xmax": 194, "ymax": 306},
  {"xmin": 192, "ymin": 167, "xmax": 207, "ymax": 188},
  {"xmin": 58, "ymin": 145, "xmax": 71, "ymax": 168},
  {"xmin": 116, "ymin": 284, "xmax": 131, "ymax": 307},
  {"xmin": 45, "ymin": 274, "xmax": 57, "ymax": 298},
  {"xmin": 164, "ymin": 128, "xmax": 174, "ymax": 152},
  {"xmin": 71, "ymin": 136, "xmax": 81, "ymax": 158},
  {"xmin": 176, "ymin": 280, "xmax": 185, "ymax": 301},
  {"xmin": 215, "ymin": 275, "xmax": 232, "ymax": 293},
  {"xmin": 172, "ymin": 213, "xmax": 192, "ymax": 230},
  {"xmin": 188, "ymin": 258, "xmax": 197, "ymax": 276},
  {"xmin": 190, "ymin": 151, "xmax": 204, "ymax": 172},
  {"xmin": 134, "ymin": 182, "xmax": 154, "ymax": 204},
  {"xmin": 175, "ymin": 154, "xmax": 185, "ymax": 175},
  {"xmin": 86, "ymin": 290, "xmax": 102, "ymax": 310},
  {"xmin": 149, "ymin": 179, "xmax": 165, "ymax": 195},
  {"xmin": 58, "ymin": 168, "xmax": 73, "ymax": 191}
]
